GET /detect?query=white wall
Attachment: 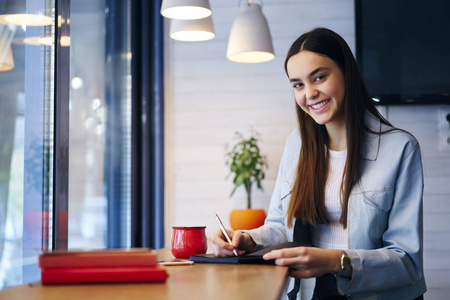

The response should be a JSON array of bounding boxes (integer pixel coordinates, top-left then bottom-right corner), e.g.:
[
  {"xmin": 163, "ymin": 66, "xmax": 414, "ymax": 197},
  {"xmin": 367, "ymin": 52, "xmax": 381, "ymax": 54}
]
[{"xmin": 164, "ymin": 0, "xmax": 450, "ymax": 299}]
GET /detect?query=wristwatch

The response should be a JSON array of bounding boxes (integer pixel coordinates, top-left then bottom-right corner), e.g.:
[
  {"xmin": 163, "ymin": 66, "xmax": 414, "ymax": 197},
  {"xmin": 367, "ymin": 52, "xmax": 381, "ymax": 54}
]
[{"xmin": 337, "ymin": 250, "xmax": 352, "ymax": 277}]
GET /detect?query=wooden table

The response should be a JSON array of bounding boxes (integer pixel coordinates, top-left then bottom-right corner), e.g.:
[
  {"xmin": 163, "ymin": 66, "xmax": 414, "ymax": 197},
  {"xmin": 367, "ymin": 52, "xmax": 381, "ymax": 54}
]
[{"xmin": 0, "ymin": 248, "xmax": 290, "ymax": 300}]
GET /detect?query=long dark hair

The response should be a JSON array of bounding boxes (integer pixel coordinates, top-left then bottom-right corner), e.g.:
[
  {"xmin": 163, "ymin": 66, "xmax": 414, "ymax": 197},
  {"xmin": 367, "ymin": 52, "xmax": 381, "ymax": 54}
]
[{"xmin": 285, "ymin": 28, "xmax": 391, "ymax": 228}]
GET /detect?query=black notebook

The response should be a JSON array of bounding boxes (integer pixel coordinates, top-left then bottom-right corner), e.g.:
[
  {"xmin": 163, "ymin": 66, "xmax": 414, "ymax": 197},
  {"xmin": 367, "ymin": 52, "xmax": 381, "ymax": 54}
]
[{"xmin": 189, "ymin": 242, "xmax": 309, "ymax": 265}]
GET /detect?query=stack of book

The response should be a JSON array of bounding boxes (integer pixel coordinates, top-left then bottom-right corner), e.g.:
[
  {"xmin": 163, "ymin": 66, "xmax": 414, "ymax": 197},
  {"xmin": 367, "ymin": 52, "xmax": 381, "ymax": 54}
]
[{"xmin": 39, "ymin": 248, "xmax": 167, "ymax": 285}]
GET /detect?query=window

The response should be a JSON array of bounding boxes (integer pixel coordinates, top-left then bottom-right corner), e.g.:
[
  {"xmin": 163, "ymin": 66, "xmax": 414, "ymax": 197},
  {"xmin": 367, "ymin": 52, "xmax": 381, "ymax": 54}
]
[
  {"xmin": 0, "ymin": 0, "xmax": 55, "ymax": 287},
  {"xmin": 0, "ymin": 0, "xmax": 164, "ymax": 289},
  {"xmin": 68, "ymin": 0, "xmax": 132, "ymax": 249},
  {"xmin": 0, "ymin": 0, "xmax": 134, "ymax": 289}
]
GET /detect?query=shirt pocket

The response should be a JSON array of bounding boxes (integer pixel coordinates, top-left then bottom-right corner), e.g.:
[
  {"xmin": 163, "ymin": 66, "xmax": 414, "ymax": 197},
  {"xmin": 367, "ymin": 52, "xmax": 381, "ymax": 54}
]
[
  {"xmin": 362, "ymin": 189, "xmax": 394, "ymax": 212},
  {"xmin": 351, "ymin": 189, "xmax": 394, "ymax": 243}
]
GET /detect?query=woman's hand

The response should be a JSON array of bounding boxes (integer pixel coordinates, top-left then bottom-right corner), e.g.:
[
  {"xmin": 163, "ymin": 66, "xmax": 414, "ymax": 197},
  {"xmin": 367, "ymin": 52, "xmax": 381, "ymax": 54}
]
[
  {"xmin": 211, "ymin": 229, "xmax": 256, "ymax": 257},
  {"xmin": 263, "ymin": 247, "xmax": 341, "ymax": 278}
]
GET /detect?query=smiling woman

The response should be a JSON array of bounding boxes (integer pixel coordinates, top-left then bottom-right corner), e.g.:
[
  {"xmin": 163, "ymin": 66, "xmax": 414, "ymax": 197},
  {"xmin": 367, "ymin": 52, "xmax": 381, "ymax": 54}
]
[{"xmin": 212, "ymin": 28, "xmax": 426, "ymax": 300}]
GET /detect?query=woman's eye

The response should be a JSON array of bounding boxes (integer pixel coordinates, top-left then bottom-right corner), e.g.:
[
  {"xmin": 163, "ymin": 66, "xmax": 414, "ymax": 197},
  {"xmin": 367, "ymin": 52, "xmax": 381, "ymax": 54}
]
[
  {"xmin": 314, "ymin": 75, "xmax": 326, "ymax": 82},
  {"xmin": 293, "ymin": 83, "xmax": 303, "ymax": 89}
]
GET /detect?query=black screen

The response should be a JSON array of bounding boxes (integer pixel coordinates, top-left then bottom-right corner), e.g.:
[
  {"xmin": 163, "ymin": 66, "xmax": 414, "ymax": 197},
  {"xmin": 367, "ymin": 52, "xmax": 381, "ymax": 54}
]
[{"xmin": 355, "ymin": 0, "xmax": 450, "ymax": 104}]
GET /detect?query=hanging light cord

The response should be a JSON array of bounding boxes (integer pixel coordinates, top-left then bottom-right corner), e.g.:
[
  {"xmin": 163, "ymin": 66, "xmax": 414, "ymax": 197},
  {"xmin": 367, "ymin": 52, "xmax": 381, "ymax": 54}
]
[{"xmin": 237, "ymin": 0, "xmax": 263, "ymax": 7}]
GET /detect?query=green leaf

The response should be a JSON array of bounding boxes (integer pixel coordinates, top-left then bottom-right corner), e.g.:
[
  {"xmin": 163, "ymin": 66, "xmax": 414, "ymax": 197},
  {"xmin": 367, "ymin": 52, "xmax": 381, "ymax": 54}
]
[{"xmin": 225, "ymin": 131, "xmax": 269, "ymax": 205}]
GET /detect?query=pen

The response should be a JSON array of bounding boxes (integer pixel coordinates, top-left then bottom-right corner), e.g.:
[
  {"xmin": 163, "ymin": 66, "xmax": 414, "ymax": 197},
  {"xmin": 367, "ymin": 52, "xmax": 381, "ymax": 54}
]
[
  {"xmin": 214, "ymin": 213, "xmax": 238, "ymax": 257},
  {"xmin": 159, "ymin": 260, "xmax": 195, "ymax": 266}
]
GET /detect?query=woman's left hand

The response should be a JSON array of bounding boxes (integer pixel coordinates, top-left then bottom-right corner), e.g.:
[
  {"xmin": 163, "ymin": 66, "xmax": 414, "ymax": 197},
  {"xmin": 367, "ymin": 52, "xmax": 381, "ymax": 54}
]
[{"xmin": 262, "ymin": 247, "xmax": 342, "ymax": 278}]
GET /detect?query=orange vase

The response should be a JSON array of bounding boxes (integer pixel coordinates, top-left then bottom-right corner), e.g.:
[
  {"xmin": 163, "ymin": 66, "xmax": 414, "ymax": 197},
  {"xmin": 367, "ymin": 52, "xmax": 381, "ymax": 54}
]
[{"xmin": 229, "ymin": 209, "xmax": 266, "ymax": 230}]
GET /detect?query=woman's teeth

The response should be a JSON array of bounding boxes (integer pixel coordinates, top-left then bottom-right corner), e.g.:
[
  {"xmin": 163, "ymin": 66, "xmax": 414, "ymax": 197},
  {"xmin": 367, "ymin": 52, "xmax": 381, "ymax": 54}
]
[{"xmin": 311, "ymin": 99, "xmax": 330, "ymax": 109}]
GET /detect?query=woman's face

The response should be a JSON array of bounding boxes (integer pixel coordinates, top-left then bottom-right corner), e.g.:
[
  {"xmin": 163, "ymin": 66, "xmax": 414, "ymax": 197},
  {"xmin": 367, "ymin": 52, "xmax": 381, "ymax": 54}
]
[{"xmin": 286, "ymin": 50, "xmax": 346, "ymax": 129}]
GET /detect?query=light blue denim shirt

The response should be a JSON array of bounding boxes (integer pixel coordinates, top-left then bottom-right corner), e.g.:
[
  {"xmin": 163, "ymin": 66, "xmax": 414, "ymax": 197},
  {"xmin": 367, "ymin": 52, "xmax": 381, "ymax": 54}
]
[{"xmin": 247, "ymin": 113, "xmax": 427, "ymax": 300}]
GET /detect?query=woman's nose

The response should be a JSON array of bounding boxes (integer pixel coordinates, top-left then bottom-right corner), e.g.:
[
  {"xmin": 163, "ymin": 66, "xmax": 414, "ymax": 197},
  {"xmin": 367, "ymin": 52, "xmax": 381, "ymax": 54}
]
[{"xmin": 306, "ymin": 85, "xmax": 319, "ymax": 100}]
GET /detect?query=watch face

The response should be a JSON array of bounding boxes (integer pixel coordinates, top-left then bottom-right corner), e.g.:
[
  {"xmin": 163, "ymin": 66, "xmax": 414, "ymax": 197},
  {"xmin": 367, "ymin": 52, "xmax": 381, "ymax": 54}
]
[{"xmin": 339, "ymin": 251, "xmax": 352, "ymax": 277}]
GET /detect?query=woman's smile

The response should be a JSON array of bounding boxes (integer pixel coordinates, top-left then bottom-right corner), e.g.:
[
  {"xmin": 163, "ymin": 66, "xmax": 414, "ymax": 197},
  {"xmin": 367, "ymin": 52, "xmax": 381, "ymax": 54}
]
[{"xmin": 309, "ymin": 99, "xmax": 331, "ymax": 111}]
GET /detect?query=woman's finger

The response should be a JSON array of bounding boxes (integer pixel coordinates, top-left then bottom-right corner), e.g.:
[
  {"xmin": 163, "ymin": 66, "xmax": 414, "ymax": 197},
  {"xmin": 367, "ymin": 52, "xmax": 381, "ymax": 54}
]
[
  {"xmin": 273, "ymin": 256, "xmax": 306, "ymax": 266},
  {"xmin": 211, "ymin": 228, "xmax": 247, "ymax": 257},
  {"xmin": 263, "ymin": 247, "xmax": 306, "ymax": 260},
  {"xmin": 230, "ymin": 230, "xmax": 242, "ymax": 248}
]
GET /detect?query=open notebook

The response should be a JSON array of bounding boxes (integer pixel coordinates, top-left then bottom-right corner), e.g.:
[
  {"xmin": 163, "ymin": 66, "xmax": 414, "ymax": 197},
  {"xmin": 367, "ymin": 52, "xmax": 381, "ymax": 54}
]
[{"xmin": 189, "ymin": 242, "xmax": 309, "ymax": 265}]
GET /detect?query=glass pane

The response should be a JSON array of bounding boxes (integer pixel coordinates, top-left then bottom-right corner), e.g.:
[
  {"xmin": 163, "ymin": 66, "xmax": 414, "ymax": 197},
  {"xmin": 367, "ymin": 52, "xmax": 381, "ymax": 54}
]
[
  {"xmin": 0, "ymin": 0, "xmax": 55, "ymax": 288},
  {"xmin": 68, "ymin": 0, "xmax": 132, "ymax": 249}
]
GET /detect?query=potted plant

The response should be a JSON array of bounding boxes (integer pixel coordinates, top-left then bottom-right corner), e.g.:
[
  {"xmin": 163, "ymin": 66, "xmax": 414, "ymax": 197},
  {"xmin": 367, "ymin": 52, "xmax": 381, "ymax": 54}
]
[{"xmin": 225, "ymin": 132, "xmax": 268, "ymax": 230}]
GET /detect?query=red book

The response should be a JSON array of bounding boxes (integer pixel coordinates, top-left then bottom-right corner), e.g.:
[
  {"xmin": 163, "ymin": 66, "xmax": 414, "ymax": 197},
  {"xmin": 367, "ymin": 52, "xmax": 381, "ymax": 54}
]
[
  {"xmin": 39, "ymin": 248, "xmax": 158, "ymax": 268},
  {"xmin": 41, "ymin": 266, "xmax": 167, "ymax": 284}
]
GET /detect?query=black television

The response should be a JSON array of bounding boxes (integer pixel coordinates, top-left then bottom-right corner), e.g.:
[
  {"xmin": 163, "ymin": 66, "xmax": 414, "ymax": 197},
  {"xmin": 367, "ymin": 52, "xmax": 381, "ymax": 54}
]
[{"xmin": 355, "ymin": 0, "xmax": 450, "ymax": 105}]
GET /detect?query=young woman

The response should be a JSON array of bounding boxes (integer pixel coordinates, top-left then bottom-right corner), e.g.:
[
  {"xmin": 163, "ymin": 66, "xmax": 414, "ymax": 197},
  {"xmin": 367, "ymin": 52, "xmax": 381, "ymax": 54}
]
[{"xmin": 212, "ymin": 28, "xmax": 426, "ymax": 300}]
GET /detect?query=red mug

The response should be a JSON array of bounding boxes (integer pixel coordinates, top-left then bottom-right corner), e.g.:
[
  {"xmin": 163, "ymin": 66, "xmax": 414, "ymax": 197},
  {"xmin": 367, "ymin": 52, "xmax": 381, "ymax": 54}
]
[{"xmin": 171, "ymin": 226, "xmax": 207, "ymax": 259}]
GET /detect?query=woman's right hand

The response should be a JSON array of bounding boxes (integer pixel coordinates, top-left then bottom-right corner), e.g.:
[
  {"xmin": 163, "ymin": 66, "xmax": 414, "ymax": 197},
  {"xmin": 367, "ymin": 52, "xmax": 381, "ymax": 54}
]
[{"xmin": 211, "ymin": 229, "xmax": 256, "ymax": 257}]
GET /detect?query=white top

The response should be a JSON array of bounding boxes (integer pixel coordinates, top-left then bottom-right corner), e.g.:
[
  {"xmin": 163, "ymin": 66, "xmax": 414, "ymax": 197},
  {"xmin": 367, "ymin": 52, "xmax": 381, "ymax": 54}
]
[{"xmin": 310, "ymin": 148, "xmax": 349, "ymax": 250}]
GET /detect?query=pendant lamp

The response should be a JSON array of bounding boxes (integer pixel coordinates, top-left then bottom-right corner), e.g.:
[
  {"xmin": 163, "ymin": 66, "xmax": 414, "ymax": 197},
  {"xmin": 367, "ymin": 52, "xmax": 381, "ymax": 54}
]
[
  {"xmin": 0, "ymin": 23, "xmax": 15, "ymax": 71},
  {"xmin": 161, "ymin": 0, "xmax": 212, "ymax": 20},
  {"xmin": 227, "ymin": 1, "xmax": 274, "ymax": 63},
  {"xmin": 0, "ymin": 46, "xmax": 14, "ymax": 71},
  {"xmin": 0, "ymin": 13, "xmax": 52, "ymax": 26},
  {"xmin": 0, "ymin": 0, "xmax": 52, "ymax": 27},
  {"xmin": 170, "ymin": 16, "xmax": 214, "ymax": 42}
]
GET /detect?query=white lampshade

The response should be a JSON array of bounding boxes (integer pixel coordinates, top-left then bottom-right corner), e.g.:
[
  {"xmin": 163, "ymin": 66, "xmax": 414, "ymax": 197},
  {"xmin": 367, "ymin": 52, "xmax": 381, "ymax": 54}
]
[
  {"xmin": 170, "ymin": 16, "xmax": 214, "ymax": 42},
  {"xmin": 0, "ymin": 0, "xmax": 52, "ymax": 26},
  {"xmin": 161, "ymin": 0, "xmax": 212, "ymax": 20},
  {"xmin": 0, "ymin": 23, "xmax": 15, "ymax": 71},
  {"xmin": 38, "ymin": 36, "xmax": 53, "ymax": 46},
  {"xmin": 0, "ymin": 46, "xmax": 14, "ymax": 71},
  {"xmin": 227, "ymin": 2, "xmax": 275, "ymax": 63},
  {"xmin": 0, "ymin": 13, "xmax": 52, "ymax": 26}
]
